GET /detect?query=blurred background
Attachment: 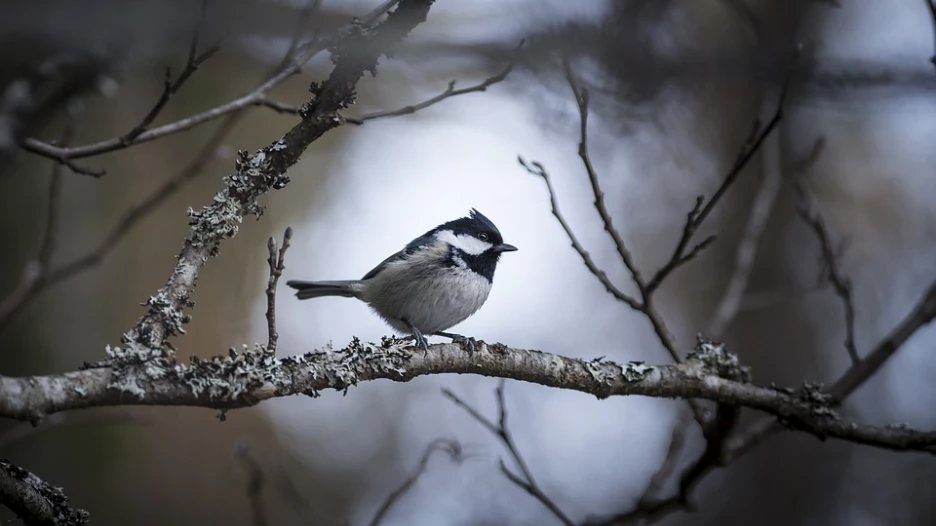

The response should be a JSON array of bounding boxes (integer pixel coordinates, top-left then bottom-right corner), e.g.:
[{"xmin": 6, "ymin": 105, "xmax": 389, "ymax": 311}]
[{"xmin": 1, "ymin": 0, "xmax": 935, "ymax": 524}]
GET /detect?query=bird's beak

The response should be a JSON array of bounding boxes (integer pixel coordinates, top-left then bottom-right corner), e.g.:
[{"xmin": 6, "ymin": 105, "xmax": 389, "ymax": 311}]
[{"xmin": 493, "ymin": 243, "xmax": 518, "ymax": 253}]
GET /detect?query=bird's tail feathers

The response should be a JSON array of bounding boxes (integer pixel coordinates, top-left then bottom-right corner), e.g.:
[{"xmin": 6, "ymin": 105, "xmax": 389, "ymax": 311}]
[{"xmin": 286, "ymin": 280, "xmax": 362, "ymax": 299}]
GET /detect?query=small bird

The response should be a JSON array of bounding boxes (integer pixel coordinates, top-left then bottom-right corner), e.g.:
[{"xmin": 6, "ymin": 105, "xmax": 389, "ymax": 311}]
[{"xmin": 286, "ymin": 209, "xmax": 517, "ymax": 352}]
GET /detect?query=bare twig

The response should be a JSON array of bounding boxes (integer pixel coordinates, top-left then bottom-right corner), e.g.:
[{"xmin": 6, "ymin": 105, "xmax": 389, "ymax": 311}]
[
  {"xmin": 348, "ymin": 45, "xmax": 520, "ymax": 124},
  {"xmin": 793, "ymin": 144, "xmax": 859, "ymax": 365},
  {"xmin": 258, "ymin": 47, "xmax": 519, "ymax": 125},
  {"xmin": 590, "ymin": 342, "xmax": 749, "ymax": 526},
  {"xmin": 562, "ymin": 61, "xmax": 644, "ymax": 291},
  {"xmin": 0, "ymin": 4, "xmax": 352, "ymax": 330},
  {"xmin": 122, "ymin": 1, "xmax": 220, "ymax": 145},
  {"xmin": 725, "ymin": 277, "xmax": 936, "ymax": 460},
  {"xmin": 645, "ymin": 58, "xmax": 798, "ymax": 295},
  {"xmin": 234, "ymin": 440, "xmax": 268, "ymax": 526},
  {"xmin": 18, "ymin": 0, "xmax": 433, "ymax": 163},
  {"xmin": 708, "ymin": 136, "xmax": 826, "ymax": 337},
  {"xmin": 368, "ymin": 438, "xmax": 465, "ymax": 526},
  {"xmin": 636, "ymin": 412, "xmax": 692, "ymax": 504},
  {"xmin": 444, "ymin": 381, "xmax": 575, "ymax": 526},
  {"xmin": 271, "ymin": 0, "xmax": 323, "ymax": 76},
  {"xmin": 0, "ymin": 119, "xmax": 76, "ymax": 331},
  {"xmin": 265, "ymin": 226, "xmax": 292, "ymax": 352},
  {"xmin": 519, "ymin": 157, "xmax": 639, "ymax": 308}
]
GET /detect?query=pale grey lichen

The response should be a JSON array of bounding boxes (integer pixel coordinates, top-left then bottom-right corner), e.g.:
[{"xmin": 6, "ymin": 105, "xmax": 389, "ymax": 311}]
[
  {"xmin": 798, "ymin": 382, "xmax": 838, "ymax": 420},
  {"xmin": 687, "ymin": 335, "xmax": 752, "ymax": 383},
  {"xmin": 621, "ymin": 361, "xmax": 653, "ymax": 382}
]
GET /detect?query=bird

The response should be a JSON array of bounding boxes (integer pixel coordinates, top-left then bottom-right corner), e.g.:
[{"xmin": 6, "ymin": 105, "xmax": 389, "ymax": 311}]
[{"xmin": 286, "ymin": 209, "xmax": 517, "ymax": 353}]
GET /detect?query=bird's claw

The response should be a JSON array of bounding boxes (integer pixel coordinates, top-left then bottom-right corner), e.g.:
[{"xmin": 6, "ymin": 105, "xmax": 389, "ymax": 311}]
[
  {"xmin": 450, "ymin": 334, "xmax": 477, "ymax": 355},
  {"xmin": 410, "ymin": 328, "xmax": 430, "ymax": 357}
]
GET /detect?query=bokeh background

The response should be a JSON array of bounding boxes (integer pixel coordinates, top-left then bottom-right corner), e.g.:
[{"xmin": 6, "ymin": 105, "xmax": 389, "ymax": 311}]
[{"xmin": 1, "ymin": 0, "xmax": 935, "ymax": 524}]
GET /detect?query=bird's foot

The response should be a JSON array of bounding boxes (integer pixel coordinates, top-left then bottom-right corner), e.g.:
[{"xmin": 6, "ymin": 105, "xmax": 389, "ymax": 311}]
[
  {"xmin": 409, "ymin": 328, "xmax": 430, "ymax": 357},
  {"xmin": 402, "ymin": 318, "xmax": 430, "ymax": 357},
  {"xmin": 435, "ymin": 331, "xmax": 477, "ymax": 355}
]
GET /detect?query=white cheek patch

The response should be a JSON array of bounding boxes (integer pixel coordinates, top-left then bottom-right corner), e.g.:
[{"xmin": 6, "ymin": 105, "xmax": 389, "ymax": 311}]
[{"xmin": 434, "ymin": 229, "xmax": 492, "ymax": 256}]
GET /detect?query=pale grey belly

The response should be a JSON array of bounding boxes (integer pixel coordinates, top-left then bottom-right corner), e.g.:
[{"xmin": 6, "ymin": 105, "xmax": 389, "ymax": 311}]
[{"xmin": 360, "ymin": 263, "xmax": 492, "ymax": 334}]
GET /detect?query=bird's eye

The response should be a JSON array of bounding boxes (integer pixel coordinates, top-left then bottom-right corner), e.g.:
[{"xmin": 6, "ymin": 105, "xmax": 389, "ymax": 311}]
[{"xmin": 478, "ymin": 232, "xmax": 489, "ymax": 241}]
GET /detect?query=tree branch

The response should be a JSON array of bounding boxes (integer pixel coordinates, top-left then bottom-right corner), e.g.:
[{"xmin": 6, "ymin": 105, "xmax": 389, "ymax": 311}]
[
  {"xmin": 120, "ymin": 0, "xmax": 220, "ymax": 145},
  {"xmin": 645, "ymin": 57, "xmax": 798, "ymax": 295},
  {"xmin": 793, "ymin": 156, "xmax": 860, "ymax": 364},
  {"xmin": 444, "ymin": 381, "xmax": 575, "ymax": 526},
  {"xmin": 110, "ymin": 0, "xmax": 436, "ymax": 356},
  {"xmin": 265, "ymin": 227, "xmax": 292, "ymax": 352},
  {"xmin": 0, "ymin": 459, "xmax": 88, "ymax": 526},
  {"xmin": 368, "ymin": 438, "xmax": 464, "ymax": 526},
  {"xmin": 1, "ymin": 338, "xmax": 933, "ymax": 455}
]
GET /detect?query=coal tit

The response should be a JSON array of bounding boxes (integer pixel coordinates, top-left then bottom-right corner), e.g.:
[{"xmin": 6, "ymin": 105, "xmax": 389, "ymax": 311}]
[{"xmin": 286, "ymin": 209, "xmax": 517, "ymax": 352}]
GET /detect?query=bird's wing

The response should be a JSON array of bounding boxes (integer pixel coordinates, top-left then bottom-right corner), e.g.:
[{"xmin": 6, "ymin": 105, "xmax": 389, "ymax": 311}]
[{"xmin": 360, "ymin": 232, "xmax": 436, "ymax": 281}]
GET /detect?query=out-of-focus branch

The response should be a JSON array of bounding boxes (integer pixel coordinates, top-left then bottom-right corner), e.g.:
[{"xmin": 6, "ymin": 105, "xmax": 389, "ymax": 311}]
[
  {"xmin": 0, "ymin": 4, "xmax": 339, "ymax": 332},
  {"xmin": 926, "ymin": 0, "xmax": 936, "ymax": 67},
  {"xmin": 265, "ymin": 227, "xmax": 292, "ymax": 352},
  {"xmin": 724, "ymin": 277, "xmax": 936, "ymax": 460},
  {"xmin": 0, "ymin": 459, "xmax": 88, "ymax": 525},
  {"xmin": 445, "ymin": 381, "xmax": 575, "ymax": 526},
  {"xmin": 631, "ymin": 412, "xmax": 692, "ymax": 512},
  {"xmin": 708, "ymin": 136, "xmax": 826, "ymax": 338},
  {"xmin": 793, "ymin": 153, "xmax": 859, "ymax": 364},
  {"xmin": 0, "ymin": 409, "xmax": 153, "ymax": 450},
  {"xmin": 234, "ymin": 440, "xmax": 268, "ymax": 526},
  {"xmin": 368, "ymin": 438, "xmax": 464, "ymax": 526},
  {"xmin": 0, "ymin": 120, "xmax": 76, "ymax": 331},
  {"xmin": 588, "ymin": 343, "xmax": 750, "ymax": 526},
  {"xmin": 270, "ymin": 455, "xmax": 345, "ymax": 526}
]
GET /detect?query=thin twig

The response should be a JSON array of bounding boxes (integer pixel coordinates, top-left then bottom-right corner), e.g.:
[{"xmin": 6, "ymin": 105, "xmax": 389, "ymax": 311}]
[
  {"xmin": 636, "ymin": 412, "xmax": 691, "ymax": 504},
  {"xmin": 793, "ymin": 144, "xmax": 859, "ymax": 365},
  {"xmin": 265, "ymin": 226, "xmax": 292, "ymax": 352},
  {"xmin": 589, "ymin": 351, "xmax": 748, "ymax": 526},
  {"xmin": 121, "ymin": 0, "xmax": 221, "ymax": 145},
  {"xmin": 234, "ymin": 440, "xmax": 268, "ymax": 526},
  {"xmin": 0, "ymin": 119, "xmax": 76, "ymax": 331},
  {"xmin": 645, "ymin": 55, "xmax": 799, "ymax": 295},
  {"xmin": 443, "ymin": 382, "xmax": 575, "ymax": 526},
  {"xmin": 519, "ymin": 157, "xmax": 639, "ymax": 308},
  {"xmin": 271, "ymin": 0, "xmax": 323, "ymax": 76},
  {"xmin": 0, "ymin": 11, "xmax": 338, "ymax": 329},
  {"xmin": 724, "ymin": 277, "xmax": 936, "ymax": 462},
  {"xmin": 348, "ymin": 45, "xmax": 519, "ymax": 124},
  {"xmin": 562, "ymin": 60, "xmax": 644, "ymax": 290},
  {"xmin": 368, "ymin": 438, "xmax": 464, "ymax": 526}
]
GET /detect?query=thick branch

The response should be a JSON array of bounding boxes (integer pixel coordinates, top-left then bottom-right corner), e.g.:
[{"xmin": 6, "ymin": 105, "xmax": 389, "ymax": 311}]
[
  {"xmin": 0, "ymin": 459, "xmax": 88, "ymax": 526},
  {"xmin": 0, "ymin": 339, "xmax": 933, "ymax": 454}
]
